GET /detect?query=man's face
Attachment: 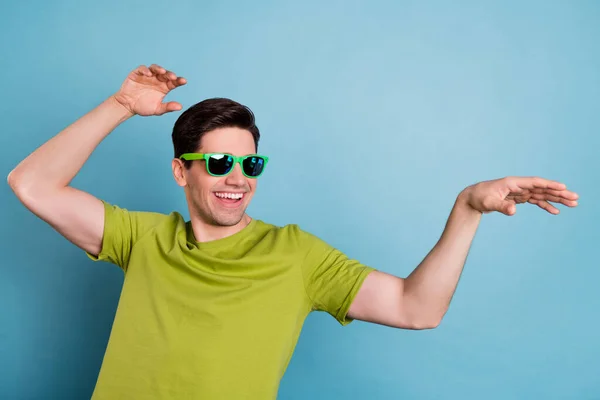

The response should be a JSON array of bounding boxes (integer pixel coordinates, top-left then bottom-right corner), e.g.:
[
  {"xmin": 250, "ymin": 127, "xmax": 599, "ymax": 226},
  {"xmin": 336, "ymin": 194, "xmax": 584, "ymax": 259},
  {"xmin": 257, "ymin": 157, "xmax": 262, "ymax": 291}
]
[{"xmin": 175, "ymin": 127, "xmax": 258, "ymax": 227}]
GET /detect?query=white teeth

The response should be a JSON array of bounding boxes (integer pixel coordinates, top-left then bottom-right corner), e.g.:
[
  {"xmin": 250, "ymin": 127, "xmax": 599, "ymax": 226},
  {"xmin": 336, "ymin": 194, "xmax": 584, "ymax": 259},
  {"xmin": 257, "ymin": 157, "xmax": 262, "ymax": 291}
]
[{"xmin": 215, "ymin": 192, "xmax": 244, "ymax": 200}]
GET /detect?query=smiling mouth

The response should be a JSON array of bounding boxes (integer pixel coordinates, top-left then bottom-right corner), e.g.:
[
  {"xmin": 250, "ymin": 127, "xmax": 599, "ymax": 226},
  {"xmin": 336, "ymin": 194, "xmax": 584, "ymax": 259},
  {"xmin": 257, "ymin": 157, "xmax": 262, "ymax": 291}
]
[{"xmin": 213, "ymin": 191, "xmax": 245, "ymax": 207}]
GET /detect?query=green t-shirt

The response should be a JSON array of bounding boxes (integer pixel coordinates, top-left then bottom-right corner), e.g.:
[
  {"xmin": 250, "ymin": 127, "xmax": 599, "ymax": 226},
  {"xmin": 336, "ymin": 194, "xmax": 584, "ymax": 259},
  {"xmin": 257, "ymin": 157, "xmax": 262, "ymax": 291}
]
[{"xmin": 86, "ymin": 200, "xmax": 376, "ymax": 399}]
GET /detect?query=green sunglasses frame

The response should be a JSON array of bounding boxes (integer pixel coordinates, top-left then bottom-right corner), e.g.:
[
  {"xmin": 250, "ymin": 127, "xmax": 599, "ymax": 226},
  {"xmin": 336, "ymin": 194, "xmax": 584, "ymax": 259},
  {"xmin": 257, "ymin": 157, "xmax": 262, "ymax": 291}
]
[{"xmin": 179, "ymin": 153, "xmax": 269, "ymax": 178}]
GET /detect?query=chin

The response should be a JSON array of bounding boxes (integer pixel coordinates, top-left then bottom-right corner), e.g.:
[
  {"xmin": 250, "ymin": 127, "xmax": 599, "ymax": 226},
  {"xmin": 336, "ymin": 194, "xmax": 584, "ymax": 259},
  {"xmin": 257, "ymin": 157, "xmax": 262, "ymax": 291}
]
[{"xmin": 212, "ymin": 212, "xmax": 246, "ymax": 227}]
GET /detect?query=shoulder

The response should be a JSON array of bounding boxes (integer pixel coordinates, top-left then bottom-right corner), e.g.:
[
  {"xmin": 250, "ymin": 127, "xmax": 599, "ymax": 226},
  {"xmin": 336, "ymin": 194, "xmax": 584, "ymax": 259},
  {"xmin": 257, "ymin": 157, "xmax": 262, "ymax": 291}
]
[
  {"xmin": 101, "ymin": 199, "xmax": 187, "ymax": 236},
  {"xmin": 253, "ymin": 220, "xmax": 324, "ymax": 250},
  {"xmin": 103, "ymin": 200, "xmax": 178, "ymax": 221}
]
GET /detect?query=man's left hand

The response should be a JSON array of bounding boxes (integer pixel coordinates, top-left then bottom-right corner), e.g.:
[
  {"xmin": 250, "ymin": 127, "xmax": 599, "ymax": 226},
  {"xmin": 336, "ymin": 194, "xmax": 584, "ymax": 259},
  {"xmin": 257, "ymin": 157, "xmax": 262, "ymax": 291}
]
[{"xmin": 463, "ymin": 176, "xmax": 579, "ymax": 216}]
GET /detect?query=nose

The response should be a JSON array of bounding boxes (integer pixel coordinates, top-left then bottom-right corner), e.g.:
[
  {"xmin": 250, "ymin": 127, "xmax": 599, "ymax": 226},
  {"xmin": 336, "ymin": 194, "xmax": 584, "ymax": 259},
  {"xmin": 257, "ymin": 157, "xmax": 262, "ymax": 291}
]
[{"xmin": 225, "ymin": 163, "xmax": 246, "ymax": 186}]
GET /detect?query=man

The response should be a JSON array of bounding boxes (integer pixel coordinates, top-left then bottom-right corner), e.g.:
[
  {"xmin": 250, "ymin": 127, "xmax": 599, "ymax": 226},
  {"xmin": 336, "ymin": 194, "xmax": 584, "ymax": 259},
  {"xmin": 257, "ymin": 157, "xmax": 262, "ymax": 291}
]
[{"xmin": 7, "ymin": 64, "xmax": 579, "ymax": 399}]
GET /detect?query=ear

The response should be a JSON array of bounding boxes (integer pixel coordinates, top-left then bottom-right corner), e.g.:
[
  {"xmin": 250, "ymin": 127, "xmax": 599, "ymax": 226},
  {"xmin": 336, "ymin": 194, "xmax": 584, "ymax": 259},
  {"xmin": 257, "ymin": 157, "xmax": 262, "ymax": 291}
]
[{"xmin": 172, "ymin": 158, "xmax": 187, "ymax": 187}]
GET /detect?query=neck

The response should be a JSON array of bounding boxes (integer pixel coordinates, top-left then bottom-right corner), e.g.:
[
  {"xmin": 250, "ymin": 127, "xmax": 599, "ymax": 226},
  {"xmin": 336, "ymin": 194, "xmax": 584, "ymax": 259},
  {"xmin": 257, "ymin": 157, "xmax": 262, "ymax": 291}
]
[{"xmin": 190, "ymin": 213, "xmax": 252, "ymax": 243}]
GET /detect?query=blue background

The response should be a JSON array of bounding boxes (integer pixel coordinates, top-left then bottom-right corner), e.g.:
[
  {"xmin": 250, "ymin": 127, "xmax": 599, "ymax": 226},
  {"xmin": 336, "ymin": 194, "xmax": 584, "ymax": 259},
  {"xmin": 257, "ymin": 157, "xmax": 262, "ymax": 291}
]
[{"xmin": 1, "ymin": 1, "xmax": 599, "ymax": 399}]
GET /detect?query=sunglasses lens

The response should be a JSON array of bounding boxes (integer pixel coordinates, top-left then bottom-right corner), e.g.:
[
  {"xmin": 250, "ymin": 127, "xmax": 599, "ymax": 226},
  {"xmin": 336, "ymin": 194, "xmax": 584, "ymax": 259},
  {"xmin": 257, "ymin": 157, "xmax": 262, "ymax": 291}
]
[
  {"xmin": 242, "ymin": 156, "xmax": 266, "ymax": 177},
  {"xmin": 207, "ymin": 154, "xmax": 234, "ymax": 175}
]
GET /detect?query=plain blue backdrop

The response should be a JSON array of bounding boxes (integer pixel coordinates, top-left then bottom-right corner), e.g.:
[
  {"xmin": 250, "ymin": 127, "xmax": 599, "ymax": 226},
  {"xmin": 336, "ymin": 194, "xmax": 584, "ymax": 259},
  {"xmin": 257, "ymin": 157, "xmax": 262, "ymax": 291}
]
[{"xmin": 1, "ymin": 1, "xmax": 599, "ymax": 399}]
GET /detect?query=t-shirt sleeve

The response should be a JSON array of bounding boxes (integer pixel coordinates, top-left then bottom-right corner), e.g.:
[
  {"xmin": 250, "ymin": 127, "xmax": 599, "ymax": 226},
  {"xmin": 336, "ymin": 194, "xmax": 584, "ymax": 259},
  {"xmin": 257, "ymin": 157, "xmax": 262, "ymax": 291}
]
[
  {"xmin": 301, "ymin": 232, "xmax": 376, "ymax": 326},
  {"xmin": 85, "ymin": 200, "xmax": 167, "ymax": 271}
]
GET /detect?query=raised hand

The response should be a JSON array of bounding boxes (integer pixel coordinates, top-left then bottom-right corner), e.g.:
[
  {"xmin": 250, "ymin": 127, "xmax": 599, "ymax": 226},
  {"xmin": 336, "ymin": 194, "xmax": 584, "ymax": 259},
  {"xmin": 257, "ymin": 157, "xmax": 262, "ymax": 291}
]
[
  {"xmin": 112, "ymin": 64, "xmax": 187, "ymax": 117},
  {"xmin": 464, "ymin": 176, "xmax": 579, "ymax": 216}
]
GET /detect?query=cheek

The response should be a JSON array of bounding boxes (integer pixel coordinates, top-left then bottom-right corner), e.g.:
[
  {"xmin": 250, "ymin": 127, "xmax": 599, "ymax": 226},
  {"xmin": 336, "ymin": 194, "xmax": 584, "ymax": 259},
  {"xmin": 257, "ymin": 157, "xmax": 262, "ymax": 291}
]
[
  {"xmin": 190, "ymin": 174, "xmax": 221, "ymax": 197},
  {"xmin": 248, "ymin": 179, "xmax": 258, "ymax": 193}
]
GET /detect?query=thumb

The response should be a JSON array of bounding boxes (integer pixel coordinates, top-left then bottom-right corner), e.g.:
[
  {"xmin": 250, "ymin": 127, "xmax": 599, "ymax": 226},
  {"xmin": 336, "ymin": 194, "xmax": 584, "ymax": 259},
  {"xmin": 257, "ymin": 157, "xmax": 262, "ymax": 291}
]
[
  {"xmin": 500, "ymin": 200, "xmax": 516, "ymax": 216},
  {"xmin": 156, "ymin": 101, "xmax": 183, "ymax": 115},
  {"xmin": 484, "ymin": 197, "xmax": 516, "ymax": 215}
]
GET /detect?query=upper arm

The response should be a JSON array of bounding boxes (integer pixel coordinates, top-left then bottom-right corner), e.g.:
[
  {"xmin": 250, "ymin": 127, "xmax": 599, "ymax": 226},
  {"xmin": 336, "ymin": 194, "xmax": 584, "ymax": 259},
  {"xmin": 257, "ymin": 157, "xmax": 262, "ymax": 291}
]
[
  {"xmin": 11, "ymin": 183, "xmax": 168, "ymax": 270},
  {"xmin": 300, "ymin": 231, "xmax": 377, "ymax": 326},
  {"xmin": 347, "ymin": 270, "xmax": 437, "ymax": 330},
  {"xmin": 347, "ymin": 270, "xmax": 408, "ymax": 328},
  {"xmin": 12, "ymin": 185, "xmax": 105, "ymax": 257}
]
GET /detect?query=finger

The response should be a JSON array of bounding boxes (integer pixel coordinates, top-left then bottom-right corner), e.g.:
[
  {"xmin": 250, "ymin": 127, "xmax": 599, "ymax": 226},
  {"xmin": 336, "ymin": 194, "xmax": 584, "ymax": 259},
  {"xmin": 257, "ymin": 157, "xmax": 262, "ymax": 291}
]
[
  {"xmin": 165, "ymin": 71, "xmax": 185, "ymax": 87},
  {"xmin": 166, "ymin": 70, "xmax": 177, "ymax": 81},
  {"xmin": 165, "ymin": 76, "xmax": 187, "ymax": 91},
  {"xmin": 149, "ymin": 64, "xmax": 167, "ymax": 75},
  {"xmin": 148, "ymin": 64, "xmax": 184, "ymax": 86},
  {"xmin": 156, "ymin": 73, "xmax": 170, "ymax": 83},
  {"xmin": 156, "ymin": 101, "xmax": 183, "ymax": 115},
  {"xmin": 157, "ymin": 69, "xmax": 177, "ymax": 82},
  {"xmin": 149, "ymin": 64, "xmax": 170, "ymax": 83},
  {"xmin": 529, "ymin": 188, "xmax": 579, "ymax": 200},
  {"xmin": 528, "ymin": 198, "xmax": 560, "ymax": 214},
  {"xmin": 512, "ymin": 176, "xmax": 567, "ymax": 191},
  {"xmin": 134, "ymin": 65, "xmax": 152, "ymax": 77},
  {"xmin": 530, "ymin": 193, "xmax": 579, "ymax": 207}
]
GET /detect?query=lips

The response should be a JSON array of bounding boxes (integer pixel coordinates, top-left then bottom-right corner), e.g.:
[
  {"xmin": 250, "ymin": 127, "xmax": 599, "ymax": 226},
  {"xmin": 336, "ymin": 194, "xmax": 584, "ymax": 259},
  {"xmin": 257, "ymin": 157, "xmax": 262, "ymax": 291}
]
[{"xmin": 213, "ymin": 192, "xmax": 245, "ymax": 208}]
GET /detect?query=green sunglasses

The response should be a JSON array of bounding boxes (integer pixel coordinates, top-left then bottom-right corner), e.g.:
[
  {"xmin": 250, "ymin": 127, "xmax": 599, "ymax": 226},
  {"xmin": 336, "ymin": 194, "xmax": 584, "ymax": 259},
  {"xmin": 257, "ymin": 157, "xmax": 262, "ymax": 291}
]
[{"xmin": 179, "ymin": 153, "xmax": 269, "ymax": 178}]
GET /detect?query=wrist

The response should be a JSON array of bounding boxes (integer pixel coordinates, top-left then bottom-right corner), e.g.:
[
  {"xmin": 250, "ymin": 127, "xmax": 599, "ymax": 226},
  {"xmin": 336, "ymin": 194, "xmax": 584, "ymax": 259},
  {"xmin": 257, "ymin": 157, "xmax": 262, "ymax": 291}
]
[
  {"xmin": 457, "ymin": 186, "xmax": 482, "ymax": 215},
  {"xmin": 107, "ymin": 94, "xmax": 135, "ymax": 120}
]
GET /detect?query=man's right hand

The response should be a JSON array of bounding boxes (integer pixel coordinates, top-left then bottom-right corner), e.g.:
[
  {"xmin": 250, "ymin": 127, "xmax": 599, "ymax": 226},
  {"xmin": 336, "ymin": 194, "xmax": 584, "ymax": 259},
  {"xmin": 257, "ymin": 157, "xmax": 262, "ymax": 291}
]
[
  {"xmin": 8, "ymin": 63, "xmax": 188, "ymax": 258},
  {"xmin": 112, "ymin": 64, "xmax": 187, "ymax": 117}
]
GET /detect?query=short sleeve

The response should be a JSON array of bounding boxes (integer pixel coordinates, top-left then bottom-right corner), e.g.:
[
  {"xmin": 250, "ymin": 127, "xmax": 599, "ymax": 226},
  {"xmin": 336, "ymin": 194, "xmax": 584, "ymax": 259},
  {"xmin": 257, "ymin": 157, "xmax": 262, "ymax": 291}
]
[
  {"xmin": 85, "ymin": 200, "xmax": 168, "ymax": 271},
  {"xmin": 301, "ymin": 232, "xmax": 376, "ymax": 326}
]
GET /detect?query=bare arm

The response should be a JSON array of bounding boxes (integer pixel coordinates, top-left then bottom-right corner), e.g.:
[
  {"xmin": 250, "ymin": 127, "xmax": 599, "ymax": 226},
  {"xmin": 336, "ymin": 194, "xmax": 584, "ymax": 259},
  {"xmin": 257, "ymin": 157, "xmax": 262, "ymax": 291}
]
[
  {"xmin": 7, "ymin": 64, "xmax": 187, "ymax": 256},
  {"xmin": 348, "ymin": 192, "xmax": 480, "ymax": 329},
  {"xmin": 348, "ymin": 177, "xmax": 578, "ymax": 329}
]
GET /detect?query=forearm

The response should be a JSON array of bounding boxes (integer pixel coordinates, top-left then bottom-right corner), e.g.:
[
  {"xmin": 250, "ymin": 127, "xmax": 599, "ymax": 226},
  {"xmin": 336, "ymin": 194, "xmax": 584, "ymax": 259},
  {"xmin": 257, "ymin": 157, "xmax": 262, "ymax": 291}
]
[
  {"xmin": 8, "ymin": 96, "xmax": 133, "ymax": 194},
  {"xmin": 403, "ymin": 188, "xmax": 482, "ymax": 324}
]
